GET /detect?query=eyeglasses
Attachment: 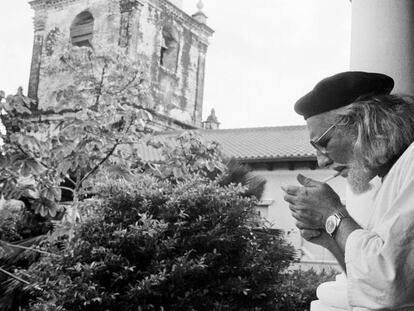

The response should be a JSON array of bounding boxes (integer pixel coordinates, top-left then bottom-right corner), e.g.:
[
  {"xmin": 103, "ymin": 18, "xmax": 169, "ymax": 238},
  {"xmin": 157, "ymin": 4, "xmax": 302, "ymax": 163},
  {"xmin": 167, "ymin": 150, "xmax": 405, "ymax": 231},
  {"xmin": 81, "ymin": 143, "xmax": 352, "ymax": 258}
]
[{"xmin": 310, "ymin": 121, "xmax": 339, "ymax": 155}]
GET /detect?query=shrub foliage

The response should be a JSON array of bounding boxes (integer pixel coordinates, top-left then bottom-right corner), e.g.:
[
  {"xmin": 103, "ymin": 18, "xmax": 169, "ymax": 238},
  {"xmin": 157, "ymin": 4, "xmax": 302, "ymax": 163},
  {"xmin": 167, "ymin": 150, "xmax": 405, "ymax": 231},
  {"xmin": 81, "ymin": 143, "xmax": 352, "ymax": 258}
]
[{"xmin": 20, "ymin": 173, "xmax": 297, "ymax": 311}]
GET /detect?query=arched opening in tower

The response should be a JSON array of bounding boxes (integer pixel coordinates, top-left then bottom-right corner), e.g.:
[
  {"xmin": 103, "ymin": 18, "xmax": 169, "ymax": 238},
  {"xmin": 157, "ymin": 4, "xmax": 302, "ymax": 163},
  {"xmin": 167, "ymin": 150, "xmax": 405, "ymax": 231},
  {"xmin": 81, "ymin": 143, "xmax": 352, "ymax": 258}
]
[{"xmin": 70, "ymin": 11, "xmax": 94, "ymax": 47}]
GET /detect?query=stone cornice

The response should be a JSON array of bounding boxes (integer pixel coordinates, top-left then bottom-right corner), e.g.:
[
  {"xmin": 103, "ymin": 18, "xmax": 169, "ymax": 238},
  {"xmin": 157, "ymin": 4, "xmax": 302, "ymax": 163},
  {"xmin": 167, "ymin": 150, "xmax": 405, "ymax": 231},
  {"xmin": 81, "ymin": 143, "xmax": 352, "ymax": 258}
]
[
  {"xmin": 30, "ymin": 0, "xmax": 213, "ymax": 40},
  {"xmin": 30, "ymin": 0, "xmax": 145, "ymax": 10},
  {"xmin": 30, "ymin": 0, "xmax": 81, "ymax": 10},
  {"xmin": 148, "ymin": 0, "xmax": 214, "ymax": 40},
  {"xmin": 120, "ymin": 0, "xmax": 144, "ymax": 13}
]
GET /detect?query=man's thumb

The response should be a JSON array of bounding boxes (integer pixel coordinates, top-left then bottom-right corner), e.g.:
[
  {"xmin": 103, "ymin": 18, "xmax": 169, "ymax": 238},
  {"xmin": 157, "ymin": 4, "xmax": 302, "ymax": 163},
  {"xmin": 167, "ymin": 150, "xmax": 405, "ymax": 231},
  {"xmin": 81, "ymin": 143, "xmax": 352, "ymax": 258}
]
[{"xmin": 297, "ymin": 174, "xmax": 319, "ymax": 187}]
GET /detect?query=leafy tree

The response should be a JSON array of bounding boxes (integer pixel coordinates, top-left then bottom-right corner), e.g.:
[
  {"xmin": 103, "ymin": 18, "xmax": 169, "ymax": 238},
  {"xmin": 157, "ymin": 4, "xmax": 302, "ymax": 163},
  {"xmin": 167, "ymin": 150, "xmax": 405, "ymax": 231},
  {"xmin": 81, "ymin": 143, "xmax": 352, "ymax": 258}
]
[
  {"xmin": 146, "ymin": 132, "xmax": 266, "ymax": 200},
  {"xmin": 0, "ymin": 43, "xmax": 152, "ymax": 218},
  {"xmin": 0, "ymin": 42, "xmax": 154, "ymax": 310}
]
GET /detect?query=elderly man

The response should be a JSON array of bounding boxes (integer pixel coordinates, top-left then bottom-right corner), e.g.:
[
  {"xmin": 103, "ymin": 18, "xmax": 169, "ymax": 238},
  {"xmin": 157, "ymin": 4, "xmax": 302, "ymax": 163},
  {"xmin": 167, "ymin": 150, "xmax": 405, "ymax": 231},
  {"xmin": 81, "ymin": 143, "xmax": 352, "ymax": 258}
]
[{"xmin": 282, "ymin": 71, "xmax": 414, "ymax": 310}]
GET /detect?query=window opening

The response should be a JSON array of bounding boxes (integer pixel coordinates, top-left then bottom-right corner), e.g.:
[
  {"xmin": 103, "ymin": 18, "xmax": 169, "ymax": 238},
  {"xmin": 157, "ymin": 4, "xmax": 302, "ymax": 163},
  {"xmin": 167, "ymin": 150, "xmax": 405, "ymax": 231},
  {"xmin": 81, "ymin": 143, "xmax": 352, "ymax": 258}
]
[
  {"xmin": 70, "ymin": 11, "xmax": 94, "ymax": 47},
  {"xmin": 160, "ymin": 26, "xmax": 179, "ymax": 72}
]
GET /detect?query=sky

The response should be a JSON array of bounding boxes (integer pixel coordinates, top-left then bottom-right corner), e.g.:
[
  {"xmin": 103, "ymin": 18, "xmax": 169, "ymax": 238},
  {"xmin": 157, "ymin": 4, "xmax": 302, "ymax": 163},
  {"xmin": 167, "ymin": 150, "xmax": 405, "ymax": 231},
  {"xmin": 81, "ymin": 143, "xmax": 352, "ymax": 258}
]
[{"xmin": 0, "ymin": 0, "xmax": 351, "ymax": 129}]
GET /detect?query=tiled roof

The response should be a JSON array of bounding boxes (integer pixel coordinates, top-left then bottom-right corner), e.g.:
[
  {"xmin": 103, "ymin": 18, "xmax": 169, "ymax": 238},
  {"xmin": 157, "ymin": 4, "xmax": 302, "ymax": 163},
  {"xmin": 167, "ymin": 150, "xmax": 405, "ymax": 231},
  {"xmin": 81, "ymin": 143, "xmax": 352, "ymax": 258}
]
[{"xmin": 136, "ymin": 125, "xmax": 316, "ymax": 162}]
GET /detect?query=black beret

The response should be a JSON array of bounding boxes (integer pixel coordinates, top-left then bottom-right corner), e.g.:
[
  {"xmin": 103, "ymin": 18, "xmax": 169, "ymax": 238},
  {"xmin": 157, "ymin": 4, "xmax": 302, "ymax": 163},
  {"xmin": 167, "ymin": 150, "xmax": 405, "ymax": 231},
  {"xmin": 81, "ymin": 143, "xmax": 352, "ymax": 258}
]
[{"xmin": 294, "ymin": 71, "xmax": 394, "ymax": 119}]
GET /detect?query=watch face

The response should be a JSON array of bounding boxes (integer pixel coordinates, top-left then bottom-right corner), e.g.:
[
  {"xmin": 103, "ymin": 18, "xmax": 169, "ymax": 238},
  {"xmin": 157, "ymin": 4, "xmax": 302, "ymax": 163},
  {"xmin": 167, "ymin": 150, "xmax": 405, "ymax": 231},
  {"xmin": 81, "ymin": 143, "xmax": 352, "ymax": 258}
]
[{"xmin": 325, "ymin": 215, "xmax": 337, "ymax": 235}]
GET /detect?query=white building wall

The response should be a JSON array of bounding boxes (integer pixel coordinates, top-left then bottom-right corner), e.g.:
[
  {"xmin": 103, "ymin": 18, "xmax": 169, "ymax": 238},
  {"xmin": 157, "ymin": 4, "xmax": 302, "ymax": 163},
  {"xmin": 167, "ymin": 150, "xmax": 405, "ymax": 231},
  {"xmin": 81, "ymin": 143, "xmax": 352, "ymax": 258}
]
[{"xmin": 252, "ymin": 167, "xmax": 347, "ymax": 263}]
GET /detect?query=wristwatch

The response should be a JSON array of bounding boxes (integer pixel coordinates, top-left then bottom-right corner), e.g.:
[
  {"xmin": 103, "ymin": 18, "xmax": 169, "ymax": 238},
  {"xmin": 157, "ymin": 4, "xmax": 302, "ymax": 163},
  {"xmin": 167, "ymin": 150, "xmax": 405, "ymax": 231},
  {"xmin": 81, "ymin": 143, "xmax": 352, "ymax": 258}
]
[{"xmin": 325, "ymin": 211, "xmax": 348, "ymax": 238}]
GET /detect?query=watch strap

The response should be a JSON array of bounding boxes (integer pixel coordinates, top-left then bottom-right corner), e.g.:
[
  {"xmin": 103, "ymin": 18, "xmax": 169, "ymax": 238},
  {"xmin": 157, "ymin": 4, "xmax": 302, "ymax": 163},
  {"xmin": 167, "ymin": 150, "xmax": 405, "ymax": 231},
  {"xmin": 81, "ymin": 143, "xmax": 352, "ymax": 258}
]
[{"xmin": 328, "ymin": 211, "xmax": 348, "ymax": 238}]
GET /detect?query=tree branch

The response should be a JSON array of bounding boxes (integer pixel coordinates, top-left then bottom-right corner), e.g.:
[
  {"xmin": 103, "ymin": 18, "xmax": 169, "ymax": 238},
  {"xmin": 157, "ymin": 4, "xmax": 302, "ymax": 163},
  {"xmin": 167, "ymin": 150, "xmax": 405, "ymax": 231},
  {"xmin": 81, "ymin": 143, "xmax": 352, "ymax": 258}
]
[
  {"xmin": 93, "ymin": 62, "xmax": 108, "ymax": 109},
  {"xmin": 59, "ymin": 55, "xmax": 77, "ymax": 71},
  {"xmin": 59, "ymin": 186, "xmax": 75, "ymax": 193},
  {"xmin": 5, "ymin": 241, "xmax": 59, "ymax": 257},
  {"xmin": 78, "ymin": 143, "xmax": 119, "ymax": 187},
  {"xmin": 16, "ymin": 144, "xmax": 50, "ymax": 170},
  {"xmin": 107, "ymin": 71, "xmax": 140, "ymax": 96},
  {"xmin": 0, "ymin": 267, "xmax": 31, "ymax": 285},
  {"xmin": 64, "ymin": 175, "xmax": 77, "ymax": 187}
]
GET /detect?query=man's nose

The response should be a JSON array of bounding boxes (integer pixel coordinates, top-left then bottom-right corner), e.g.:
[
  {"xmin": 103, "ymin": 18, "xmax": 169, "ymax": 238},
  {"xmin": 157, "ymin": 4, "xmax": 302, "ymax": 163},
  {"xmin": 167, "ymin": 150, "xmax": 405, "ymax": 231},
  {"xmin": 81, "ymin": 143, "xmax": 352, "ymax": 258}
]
[{"xmin": 317, "ymin": 151, "xmax": 333, "ymax": 168}]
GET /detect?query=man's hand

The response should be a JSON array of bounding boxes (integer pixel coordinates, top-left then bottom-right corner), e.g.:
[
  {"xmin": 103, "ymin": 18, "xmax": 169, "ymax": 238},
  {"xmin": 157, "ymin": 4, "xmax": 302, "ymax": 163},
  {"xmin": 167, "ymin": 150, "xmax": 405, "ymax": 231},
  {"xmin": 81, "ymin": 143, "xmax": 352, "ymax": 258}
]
[
  {"xmin": 282, "ymin": 174, "xmax": 345, "ymax": 231},
  {"xmin": 301, "ymin": 229, "xmax": 321, "ymax": 240},
  {"xmin": 301, "ymin": 229, "xmax": 335, "ymax": 249}
]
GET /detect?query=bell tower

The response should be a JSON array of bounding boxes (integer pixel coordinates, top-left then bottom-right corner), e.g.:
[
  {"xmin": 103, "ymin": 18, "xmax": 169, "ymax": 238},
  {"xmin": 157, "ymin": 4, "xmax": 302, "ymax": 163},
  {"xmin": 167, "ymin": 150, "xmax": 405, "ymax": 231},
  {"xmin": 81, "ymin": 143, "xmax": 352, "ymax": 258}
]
[{"xmin": 28, "ymin": 0, "xmax": 214, "ymax": 130}]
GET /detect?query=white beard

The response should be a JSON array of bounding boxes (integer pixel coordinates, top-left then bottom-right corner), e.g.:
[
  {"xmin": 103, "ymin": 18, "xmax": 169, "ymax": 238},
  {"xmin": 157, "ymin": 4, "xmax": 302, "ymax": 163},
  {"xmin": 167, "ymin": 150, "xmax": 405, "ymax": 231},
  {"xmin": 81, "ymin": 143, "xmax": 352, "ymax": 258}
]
[{"xmin": 347, "ymin": 160, "xmax": 375, "ymax": 194}]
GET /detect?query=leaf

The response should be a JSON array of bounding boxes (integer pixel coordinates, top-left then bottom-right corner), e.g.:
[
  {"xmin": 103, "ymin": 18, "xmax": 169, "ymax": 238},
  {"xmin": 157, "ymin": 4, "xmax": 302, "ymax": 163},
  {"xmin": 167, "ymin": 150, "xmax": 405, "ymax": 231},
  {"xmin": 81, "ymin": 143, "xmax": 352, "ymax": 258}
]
[
  {"xmin": 52, "ymin": 144, "xmax": 74, "ymax": 159},
  {"xmin": 12, "ymin": 102, "xmax": 32, "ymax": 115},
  {"xmin": 75, "ymin": 138, "xmax": 97, "ymax": 151},
  {"xmin": 138, "ymin": 119, "xmax": 146, "ymax": 128},
  {"xmin": 137, "ymin": 109, "xmax": 152, "ymax": 121},
  {"xmin": 16, "ymin": 175, "xmax": 36, "ymax": 187},
  {"xmin": 24, "ymin": 189, "xmax": 40, "ymax": 200},
  {"xmin": 47, "ymin": 201, "xmax": 58, "ymax": 218},
  {"xmin": 42, "ymin": 187, "xmax": 61, "ymax": 202},
  {"xmin": 107, "ymin": 165, "xmax": 134, "ymax": 181},
  {"xmin": 146, "ymin": 139, "xmax": 164, "ymax": 149},
  {"xmin": 32, "ymin": 197, "xmax": 59, "ymax": 217},
  {"xmin": 32, "ymin": 199, "xmax": 42, "ymax": 215},
  {"xmin": 18, "ymin": 134, "xmax": 41, "ymax": 152},
  {"xmin": 205, "ymin": 161, "xmax": 216, "ymax": 172},
  {"xmin": 19, "ymin": 158, "xmax": 44, "ymax": 176},
  {"xmin": 0, "ymin": 195, "xmax": 6, "ymax": 210},
  {"xmin": 172, "ymin": 167, "xmax": 184, "ymax": 179},
  {"xmin": 39, "ymin": 204, "xmax": 48, "ymax": 217},
  {"xmin": 57, "ymin": 160, "xmax": 73, "ymax": 176},
  {"xmin": 0, "ymin": 240, "xmax": 14, "ymax": 258}
]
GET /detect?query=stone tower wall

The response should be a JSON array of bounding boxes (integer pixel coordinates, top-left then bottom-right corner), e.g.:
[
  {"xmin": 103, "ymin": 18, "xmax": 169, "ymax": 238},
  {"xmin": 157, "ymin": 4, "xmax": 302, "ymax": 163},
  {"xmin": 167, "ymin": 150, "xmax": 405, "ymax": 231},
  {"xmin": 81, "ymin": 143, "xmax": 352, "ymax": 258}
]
[{"xmin": 28, "ymin": 0, "xmax": 213, "ymax": 130}]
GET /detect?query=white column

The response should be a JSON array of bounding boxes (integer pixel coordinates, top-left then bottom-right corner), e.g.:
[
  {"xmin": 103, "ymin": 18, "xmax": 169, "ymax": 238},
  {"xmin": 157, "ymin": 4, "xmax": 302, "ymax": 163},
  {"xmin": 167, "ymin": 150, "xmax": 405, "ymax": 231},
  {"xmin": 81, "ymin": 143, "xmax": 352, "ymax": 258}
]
[{"xmin": 350, "ymin": 0, "xmax": 414, "ymax": 95}]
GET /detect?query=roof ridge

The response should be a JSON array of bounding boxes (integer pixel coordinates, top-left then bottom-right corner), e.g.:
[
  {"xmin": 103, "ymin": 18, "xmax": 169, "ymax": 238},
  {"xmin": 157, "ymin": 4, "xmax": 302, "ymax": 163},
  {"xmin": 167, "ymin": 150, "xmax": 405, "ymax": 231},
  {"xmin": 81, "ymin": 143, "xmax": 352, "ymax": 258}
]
[
  {"xmin": 139, "ymin": 124, "xmax": 315, "ymax": 162},
  {"xmin": 200, "ymin": 124, "xmax": 307, "ymax": 133},
  {"xmin": 154, "ymin": 124, "xmax": 308, "ymax": 136}
]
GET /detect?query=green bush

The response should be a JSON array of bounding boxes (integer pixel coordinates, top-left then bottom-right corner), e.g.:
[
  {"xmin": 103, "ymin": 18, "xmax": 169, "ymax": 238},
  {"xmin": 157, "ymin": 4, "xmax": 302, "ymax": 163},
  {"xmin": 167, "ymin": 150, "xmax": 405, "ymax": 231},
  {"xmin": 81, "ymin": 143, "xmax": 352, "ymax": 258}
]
[
  {"xmin": 0, "ymin": 201, "xmax": 24, "ymax": 242},
  {"xmin": 20, "ymin": 173, "xmax": 297, "ymax": 311},
  {"xmin": 276, "ymin": 268, "xmax": 337, "ymax": 311}
]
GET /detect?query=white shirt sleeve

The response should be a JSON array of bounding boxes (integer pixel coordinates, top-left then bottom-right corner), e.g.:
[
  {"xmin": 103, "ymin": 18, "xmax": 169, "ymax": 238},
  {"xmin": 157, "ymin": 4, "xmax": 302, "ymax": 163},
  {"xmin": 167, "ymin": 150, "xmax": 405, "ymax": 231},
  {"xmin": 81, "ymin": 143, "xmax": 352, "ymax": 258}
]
[{"xmin": 345, "ymin": 180, "xmax": 414, "ymax": 309}]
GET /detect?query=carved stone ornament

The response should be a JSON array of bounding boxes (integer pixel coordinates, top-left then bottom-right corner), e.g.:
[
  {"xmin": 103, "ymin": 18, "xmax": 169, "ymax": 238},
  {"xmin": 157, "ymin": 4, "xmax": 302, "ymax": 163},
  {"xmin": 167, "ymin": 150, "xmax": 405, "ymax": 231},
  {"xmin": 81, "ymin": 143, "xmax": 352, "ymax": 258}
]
[
  {"xmin": 120, "ymin": 0, "xmax": 140, "ymax": 13},
  {"xmin": 34, "ymin": 16, "xmax": 47, "ymax": 32},
  {"xmin": 198, "ymin": 42, "xmax": 208, "ymax": 54}
]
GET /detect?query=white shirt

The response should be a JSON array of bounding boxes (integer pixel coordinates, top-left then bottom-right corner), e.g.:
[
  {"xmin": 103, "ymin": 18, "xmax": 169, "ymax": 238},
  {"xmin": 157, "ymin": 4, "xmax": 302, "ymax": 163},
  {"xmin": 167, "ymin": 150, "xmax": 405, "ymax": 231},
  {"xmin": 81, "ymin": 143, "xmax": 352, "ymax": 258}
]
[{"xmin": 345, "ymin": 142, "xmax": 414, "ymax": 310}]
